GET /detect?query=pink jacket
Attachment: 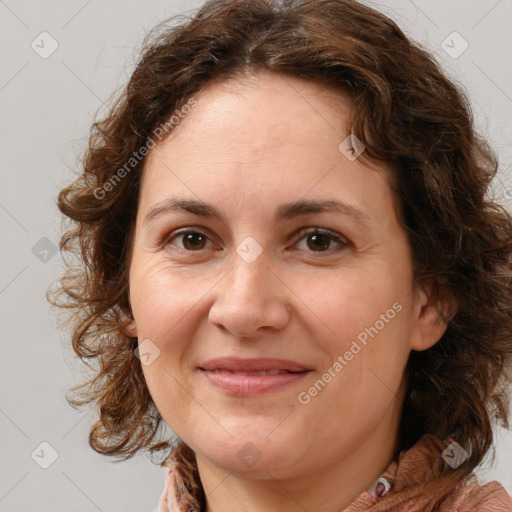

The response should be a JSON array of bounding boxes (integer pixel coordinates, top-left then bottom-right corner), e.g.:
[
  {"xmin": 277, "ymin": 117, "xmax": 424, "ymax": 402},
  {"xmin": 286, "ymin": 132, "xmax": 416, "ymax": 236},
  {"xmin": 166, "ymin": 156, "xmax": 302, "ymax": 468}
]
[{"xmin": 156, "ymin": 434, "xmax": 512, "ymax": 512}]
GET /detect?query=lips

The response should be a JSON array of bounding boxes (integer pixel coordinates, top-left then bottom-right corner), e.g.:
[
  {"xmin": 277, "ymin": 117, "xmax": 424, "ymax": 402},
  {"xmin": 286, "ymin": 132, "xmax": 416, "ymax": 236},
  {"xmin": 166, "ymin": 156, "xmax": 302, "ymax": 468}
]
[
  {"xmin": 198, "ymin": 357, "xmax": 312, "ymax": 396},
  {"xmin": 198, "ymin": 357, "xmax": 311, "ymax": 373},
  {"xmin": 206, "ymin": 369, "xmax": 292, "ymax": 376}
]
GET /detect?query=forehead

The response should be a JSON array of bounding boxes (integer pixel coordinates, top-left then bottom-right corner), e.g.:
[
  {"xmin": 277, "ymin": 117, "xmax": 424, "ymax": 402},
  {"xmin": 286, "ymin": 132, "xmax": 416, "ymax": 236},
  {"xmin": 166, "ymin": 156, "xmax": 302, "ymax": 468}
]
[
  {"xmin": 163, "ymin": 71, "xmax": 352, "ymax": 152},
  {"xmin": 138, "ymin": 71, "xmax": 396, "ymax": 224}
]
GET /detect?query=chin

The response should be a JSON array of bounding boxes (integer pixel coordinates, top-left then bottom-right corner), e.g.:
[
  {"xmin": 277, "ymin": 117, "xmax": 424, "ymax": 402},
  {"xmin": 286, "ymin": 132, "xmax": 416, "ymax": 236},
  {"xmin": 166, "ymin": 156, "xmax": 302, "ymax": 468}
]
[{"xmin": 193, "ymin": 428, "xmax": 303, "ymax": 477}]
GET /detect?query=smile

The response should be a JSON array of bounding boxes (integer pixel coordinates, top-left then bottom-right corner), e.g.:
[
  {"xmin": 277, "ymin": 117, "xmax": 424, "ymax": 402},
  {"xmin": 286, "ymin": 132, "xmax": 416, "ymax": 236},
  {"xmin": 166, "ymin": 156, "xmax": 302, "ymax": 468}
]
[
  {"xmin": 199, "ymin": 369, "xmax": 311, "ymax": 395},
  {"xmin": 198, "ymin": 357, "xmax": 313, "ymax": 396}
]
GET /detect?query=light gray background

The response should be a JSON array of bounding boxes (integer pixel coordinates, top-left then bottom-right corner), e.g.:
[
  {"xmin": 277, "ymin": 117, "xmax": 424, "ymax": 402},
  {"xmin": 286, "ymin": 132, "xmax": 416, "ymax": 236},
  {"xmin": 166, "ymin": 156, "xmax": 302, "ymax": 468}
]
[{"xmin": 1, "ymin": 1, "xmax": 511, "ymax": 511}]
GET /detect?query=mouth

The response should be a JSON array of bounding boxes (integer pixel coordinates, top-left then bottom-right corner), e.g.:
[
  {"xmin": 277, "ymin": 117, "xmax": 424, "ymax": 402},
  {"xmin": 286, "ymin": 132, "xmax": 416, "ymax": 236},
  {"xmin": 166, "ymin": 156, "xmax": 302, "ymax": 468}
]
[
  {"xmin": 198, "ymin": 356, "xmax": 312, "ymax": 373},
  {"xmin": 204, "ymin": 369, "xmax": 300, "ymax": 376},
  {"xmin": 198, "ymin": 357, "xmax": 312, "ymax": 395}
]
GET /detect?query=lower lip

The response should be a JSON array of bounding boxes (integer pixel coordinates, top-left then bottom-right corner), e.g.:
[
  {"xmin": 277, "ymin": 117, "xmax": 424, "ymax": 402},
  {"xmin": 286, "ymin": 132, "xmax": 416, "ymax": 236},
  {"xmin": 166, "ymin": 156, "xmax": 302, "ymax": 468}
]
[{"xmin": 200, "ymin": 370, "xmax": 311, "ymax": 396}]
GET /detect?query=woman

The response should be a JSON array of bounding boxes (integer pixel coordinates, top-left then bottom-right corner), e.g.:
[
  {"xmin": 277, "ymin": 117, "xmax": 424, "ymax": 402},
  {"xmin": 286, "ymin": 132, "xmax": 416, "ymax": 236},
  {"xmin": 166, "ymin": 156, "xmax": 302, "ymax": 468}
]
[{"xmin": 49, "ymin": 0, "xmax": 512, "ymax": 511}]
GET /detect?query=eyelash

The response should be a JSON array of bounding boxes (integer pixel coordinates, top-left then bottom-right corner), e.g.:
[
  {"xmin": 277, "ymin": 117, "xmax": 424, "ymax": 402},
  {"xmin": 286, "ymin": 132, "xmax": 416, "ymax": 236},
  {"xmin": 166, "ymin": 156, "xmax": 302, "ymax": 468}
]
[{"xmin": 162, "ymin": 226, "xmax": 350, "ymax": 255}]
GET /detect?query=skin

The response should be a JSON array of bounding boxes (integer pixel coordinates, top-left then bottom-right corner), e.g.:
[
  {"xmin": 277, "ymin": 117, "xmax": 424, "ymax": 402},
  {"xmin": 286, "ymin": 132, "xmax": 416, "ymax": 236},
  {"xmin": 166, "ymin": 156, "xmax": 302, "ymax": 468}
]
[{"xmin": 124, "ymin": 71, "xmax": 453, "ymax": 512}]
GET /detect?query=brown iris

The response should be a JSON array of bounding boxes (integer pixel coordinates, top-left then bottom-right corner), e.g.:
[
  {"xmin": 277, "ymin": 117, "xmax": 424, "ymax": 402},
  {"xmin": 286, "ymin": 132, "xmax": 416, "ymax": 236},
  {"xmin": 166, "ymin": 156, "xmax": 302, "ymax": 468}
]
[
  {"xmin": 306, "ymin": 233, "xmax": 331, "ymax": 251},
  {"xmin": 182, "ymin": 232, "xmax": 207, "ymax": 250}
]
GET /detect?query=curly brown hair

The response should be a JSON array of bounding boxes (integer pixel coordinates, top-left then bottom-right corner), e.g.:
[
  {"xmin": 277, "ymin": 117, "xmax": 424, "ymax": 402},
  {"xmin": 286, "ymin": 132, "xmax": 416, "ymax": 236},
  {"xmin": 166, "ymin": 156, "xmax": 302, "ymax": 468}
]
[{"xmin": 48, "ymin": 0, "xmax": 512, "ymax": 508}]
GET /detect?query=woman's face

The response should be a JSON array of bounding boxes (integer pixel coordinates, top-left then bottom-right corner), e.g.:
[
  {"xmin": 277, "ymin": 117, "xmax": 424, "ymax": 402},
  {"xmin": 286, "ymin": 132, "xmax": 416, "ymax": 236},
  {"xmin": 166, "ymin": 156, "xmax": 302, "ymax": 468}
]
[{"xmin": 126, "ymin": 72, "xmax": 447, "ymax": 480}]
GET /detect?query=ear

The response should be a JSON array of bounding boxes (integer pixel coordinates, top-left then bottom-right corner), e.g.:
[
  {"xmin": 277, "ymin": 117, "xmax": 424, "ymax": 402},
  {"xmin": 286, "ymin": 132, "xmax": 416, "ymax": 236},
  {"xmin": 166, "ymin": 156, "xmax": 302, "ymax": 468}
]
[
  {"xmin": 409, "ymin": 279, "xmax": 457, "ymax": 352},
  {"xmin": 122, "ymin": 315, "xmax": 138, "ymax": 338}
]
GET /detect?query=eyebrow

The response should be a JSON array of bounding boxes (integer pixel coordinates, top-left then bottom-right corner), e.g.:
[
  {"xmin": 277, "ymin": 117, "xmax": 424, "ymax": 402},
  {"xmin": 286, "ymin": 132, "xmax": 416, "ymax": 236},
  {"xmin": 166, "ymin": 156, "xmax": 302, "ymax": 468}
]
[{"xmin": 143, "ymin": 197, "xmax": 372, "ymax": 227}]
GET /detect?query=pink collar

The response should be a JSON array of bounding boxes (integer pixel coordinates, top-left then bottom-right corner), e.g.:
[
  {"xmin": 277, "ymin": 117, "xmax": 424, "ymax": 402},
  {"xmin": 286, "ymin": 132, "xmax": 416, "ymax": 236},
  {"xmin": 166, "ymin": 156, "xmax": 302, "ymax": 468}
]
[{"xmin": 157, "ymin": 434, "xmax": 512, "ymax": 512}]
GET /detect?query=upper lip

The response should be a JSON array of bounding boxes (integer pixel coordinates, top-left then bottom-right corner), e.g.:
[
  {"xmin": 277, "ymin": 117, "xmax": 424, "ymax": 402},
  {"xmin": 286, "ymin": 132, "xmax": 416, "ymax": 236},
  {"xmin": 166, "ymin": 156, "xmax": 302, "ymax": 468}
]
[{"xmin": 198, "ymin": 357, "xmax": 311, "ymax": 373}]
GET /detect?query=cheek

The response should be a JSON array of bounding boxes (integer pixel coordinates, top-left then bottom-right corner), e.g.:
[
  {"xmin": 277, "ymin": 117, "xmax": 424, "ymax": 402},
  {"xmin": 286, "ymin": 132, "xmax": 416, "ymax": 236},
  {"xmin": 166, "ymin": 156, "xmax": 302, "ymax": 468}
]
[
  {"xmin": 304, "ymin": 268, "xmax": 406, "ymax": 343},
  {"xmin": 129, "ymin": 271, "xmax": 202, "ymax": 418},
  {"xmin": 129, "ymin": 259, "xmax": 206, "ymax": 337},
  {"xmin": 304, "ymin": 274, "xmax": 411, "ymax": 404},
  {"xmin": 301, "ymin": 319, "xmax": 410, "ymax": 438},
  {"xmin": 132, "ymin": 272, "xmax": 202, "ymax": 433}
]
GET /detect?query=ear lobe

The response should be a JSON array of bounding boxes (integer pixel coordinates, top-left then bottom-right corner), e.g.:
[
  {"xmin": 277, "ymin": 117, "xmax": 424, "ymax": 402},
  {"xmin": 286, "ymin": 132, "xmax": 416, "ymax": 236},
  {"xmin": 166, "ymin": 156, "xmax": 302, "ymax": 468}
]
[
  {"xmin": 409, "ymin": 281, "xmax": 458, "ymax": 352},
  {"xmin": 122, "ymin": 317, "xmax": 138, "ymax": 338}
]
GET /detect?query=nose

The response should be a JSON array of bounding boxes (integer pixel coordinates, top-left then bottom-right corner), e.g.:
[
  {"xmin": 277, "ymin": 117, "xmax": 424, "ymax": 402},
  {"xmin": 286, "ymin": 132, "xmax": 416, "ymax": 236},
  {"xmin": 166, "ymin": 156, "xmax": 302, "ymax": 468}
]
[{"xmin": 208, "ymin": 249, "xmax": 291, "ymax": 338}]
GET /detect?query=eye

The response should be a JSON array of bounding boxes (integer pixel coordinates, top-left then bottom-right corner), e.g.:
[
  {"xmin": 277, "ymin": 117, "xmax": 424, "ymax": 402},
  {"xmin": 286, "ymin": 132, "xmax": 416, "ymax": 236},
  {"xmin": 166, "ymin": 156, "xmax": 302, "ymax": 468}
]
[
  {"xmin": 162, "ymin": 227, "xmax": 350, "ymax": 254},
  {"xmin": 164, "ymin": 229, "xmax": 212, "ymax": 251},
  {"xmin": 291, "ymin": 227, "xmax": 350, "ymax": 254}
]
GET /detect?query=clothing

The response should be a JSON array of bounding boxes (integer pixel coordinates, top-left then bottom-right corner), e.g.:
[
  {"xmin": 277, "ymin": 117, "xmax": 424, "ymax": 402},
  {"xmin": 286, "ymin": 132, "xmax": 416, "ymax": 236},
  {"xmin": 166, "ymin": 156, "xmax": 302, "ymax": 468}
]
[{"xmin": 156, "ymin": 434, "xmax": 512, "ymax": 512}]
